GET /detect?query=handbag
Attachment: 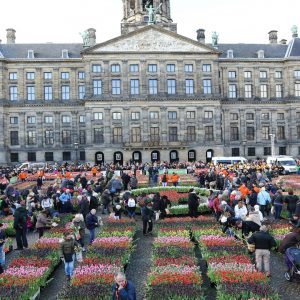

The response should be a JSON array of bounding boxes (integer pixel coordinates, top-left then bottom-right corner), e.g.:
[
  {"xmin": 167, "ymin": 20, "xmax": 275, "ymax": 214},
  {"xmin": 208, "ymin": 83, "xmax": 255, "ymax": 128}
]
[{"xmin": 76, "ymin": 250, "xmax": 83, "ymax": 263}]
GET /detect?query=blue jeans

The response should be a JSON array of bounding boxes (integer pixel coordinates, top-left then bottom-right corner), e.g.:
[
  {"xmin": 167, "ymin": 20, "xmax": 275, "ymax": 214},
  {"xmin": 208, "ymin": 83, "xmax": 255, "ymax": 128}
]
[
  {"xmin": 0, "ymin": 245, "xmax": 5, "ymax": 266},
  {"xmin": 89, "ymin": 228, "xmax": 95, "ymax": 244},
  {"xmin": 64, "ymin": 255, "xmax": 75, "ymax": 276},
  {"xmin": 274, "ymin": 205, "xmax": 283, "ymax": 220}
]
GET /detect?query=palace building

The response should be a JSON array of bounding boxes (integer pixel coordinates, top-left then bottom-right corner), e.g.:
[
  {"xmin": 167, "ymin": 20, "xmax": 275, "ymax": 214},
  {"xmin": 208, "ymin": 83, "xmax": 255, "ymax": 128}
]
[{"xmin": 1, "ymin": 0, "xmax": 300, "ymax": 165}]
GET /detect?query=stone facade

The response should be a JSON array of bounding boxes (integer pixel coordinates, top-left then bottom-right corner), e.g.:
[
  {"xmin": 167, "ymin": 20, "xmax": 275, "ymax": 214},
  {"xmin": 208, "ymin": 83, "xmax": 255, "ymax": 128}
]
[{"xmin": 0, "ymin": 2, "xmax": 300, "ymax": 164}]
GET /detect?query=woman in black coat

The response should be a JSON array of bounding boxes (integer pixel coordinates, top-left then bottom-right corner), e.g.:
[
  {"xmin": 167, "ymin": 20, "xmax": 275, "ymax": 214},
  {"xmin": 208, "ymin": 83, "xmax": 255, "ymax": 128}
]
[{"xmin": 188, "ymin": 189, "xmax": 199, "ymax": 218}]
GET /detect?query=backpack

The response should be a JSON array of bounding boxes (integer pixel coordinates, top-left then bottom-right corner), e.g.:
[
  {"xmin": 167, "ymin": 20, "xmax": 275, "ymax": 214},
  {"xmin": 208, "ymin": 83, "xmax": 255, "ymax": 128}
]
[{"xmin": 128, "ymin": 198, "xmax": 136, "ymax": 208}]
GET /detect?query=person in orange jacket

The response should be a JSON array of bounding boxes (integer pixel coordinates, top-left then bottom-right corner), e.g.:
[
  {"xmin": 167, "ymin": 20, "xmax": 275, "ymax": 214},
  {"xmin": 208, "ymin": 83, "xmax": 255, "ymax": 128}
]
[
  {"xmin": 18, "ymin": 171, "xmax": 28, "ymax": 182},
  {"xmin": 91, "ymin": 166, "xmax": 97, "ymax": 177},
  {"xmin": 171, "ymin": 172, "xmax": 180, "ymax": 187},
  {"xmin": 160, "ymin": 173, "xmax": 169, "ymax": 187},
  {"xmin": 238, "ymin": 183, "xmax": 250, "ymax": 200}
]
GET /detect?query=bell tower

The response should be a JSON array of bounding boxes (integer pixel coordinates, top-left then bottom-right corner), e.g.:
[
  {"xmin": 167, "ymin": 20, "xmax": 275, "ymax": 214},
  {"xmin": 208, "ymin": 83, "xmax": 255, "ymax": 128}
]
[{"xmin": 121, "ymin": 0, "xmax": 177, "ymax": 35}]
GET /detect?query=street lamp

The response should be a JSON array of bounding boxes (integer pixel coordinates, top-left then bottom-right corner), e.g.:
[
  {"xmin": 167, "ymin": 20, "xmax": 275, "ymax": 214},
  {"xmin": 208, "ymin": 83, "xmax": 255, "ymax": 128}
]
[
  {"xmin": 74, "ymin": 142, "xmax": 79, "ymax": 162},
  {"xmin": 269, "ymin": 134, "xmax": 275, "ymax": 157}
]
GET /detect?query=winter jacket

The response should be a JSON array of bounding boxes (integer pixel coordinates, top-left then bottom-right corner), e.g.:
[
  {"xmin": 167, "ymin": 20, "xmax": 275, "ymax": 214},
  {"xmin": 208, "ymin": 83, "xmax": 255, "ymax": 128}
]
[
  {"xmin": 247, "ymin": 211, "xmax": 261, "ymax": 226},
  {"xmin": 278, "ymin": 232, "xmax": 300, "ymax": 253},
  {"xmin": 79, "ymin": 199, "xmax": 90, "ymax": 217},
  {"xmin": 112, "ymin": 280, "xmax": 136, "ymax": 300},
  {"xmin": 13, "ymin": 206, "xmax": 27, "ymax": 229},
  {"xmin": 241, "ymin": 221, "xmax": 260, "ymax": 236},
  {"xmin": 248, "ymin": 231, "xmax": 276, "ymax": 250},
  {"xmin": 59, "ymin": 238, "xmax": 78, "ymax": 257},
  {"xmin": 188, "ymin": 192, "xmax": 199, "ymax": 209},
  {"xmin": 285, "ymin": 195, "xmax": 299, "ymax": 213},
  {"xmin": 85, "ymin": 213, "xmax": 99, "ymax": 230},
  {"xmin": 36, "ymin": 213, "xmax": 51, "ymax": 229}
]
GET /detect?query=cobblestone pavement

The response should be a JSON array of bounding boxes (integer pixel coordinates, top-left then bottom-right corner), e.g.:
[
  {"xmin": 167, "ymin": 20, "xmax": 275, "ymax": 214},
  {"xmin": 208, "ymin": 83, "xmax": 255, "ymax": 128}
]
[{"xmin": 125, "ymin": 218, "xmax": 154, "ymax": 300}]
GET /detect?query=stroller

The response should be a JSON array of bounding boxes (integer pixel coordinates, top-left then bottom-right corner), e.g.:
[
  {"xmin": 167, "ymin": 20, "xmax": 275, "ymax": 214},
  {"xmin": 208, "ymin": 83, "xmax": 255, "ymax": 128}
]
[{"xmin": 284, "ymin": 247, "xmax": 300, "ymax": 281}]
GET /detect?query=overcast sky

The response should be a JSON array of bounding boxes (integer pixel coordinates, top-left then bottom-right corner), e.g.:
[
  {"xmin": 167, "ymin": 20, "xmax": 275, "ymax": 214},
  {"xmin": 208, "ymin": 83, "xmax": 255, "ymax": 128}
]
[{"xmin": 1, "ymin": 0, "xmax": 299, "ymax": 44}]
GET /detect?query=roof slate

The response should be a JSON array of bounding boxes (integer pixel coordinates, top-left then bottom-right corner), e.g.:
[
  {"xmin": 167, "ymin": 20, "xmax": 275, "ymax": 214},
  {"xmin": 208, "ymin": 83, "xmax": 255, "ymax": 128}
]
[{"xmin": 0, "ymin": 43, "xmax": 83, "ymax": 59}]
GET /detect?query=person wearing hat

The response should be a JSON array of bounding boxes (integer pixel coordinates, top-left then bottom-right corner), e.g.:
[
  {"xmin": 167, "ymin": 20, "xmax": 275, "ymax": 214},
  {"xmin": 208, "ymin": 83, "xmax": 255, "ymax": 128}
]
[
  {"xmin": 247, "ymin": 225, "xmax": 277, "ymax": 277},
  {"xmin": 13, "ymin": 200, "xmax": 28, "ymax": 250},
  {"xmin": 0, "ymin": 222, "xmax": 6, "ymax": 274}
]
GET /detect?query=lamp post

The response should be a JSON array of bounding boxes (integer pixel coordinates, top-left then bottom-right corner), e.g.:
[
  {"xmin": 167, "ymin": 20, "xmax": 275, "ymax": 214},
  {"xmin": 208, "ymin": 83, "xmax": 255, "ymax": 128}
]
[
  {"xmin": 269, "ymin": 134, "xmax": 275, "ymax": 157},
  {"xmin": 74, "ymin": 142, "xmax": 79, "ymax": 162}
]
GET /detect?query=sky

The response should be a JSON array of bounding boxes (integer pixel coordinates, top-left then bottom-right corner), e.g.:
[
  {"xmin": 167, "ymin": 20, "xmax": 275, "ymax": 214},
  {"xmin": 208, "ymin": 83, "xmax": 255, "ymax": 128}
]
[{"xmin": 1, "ymin": 0, "xmax": 300, "ymax": 44}]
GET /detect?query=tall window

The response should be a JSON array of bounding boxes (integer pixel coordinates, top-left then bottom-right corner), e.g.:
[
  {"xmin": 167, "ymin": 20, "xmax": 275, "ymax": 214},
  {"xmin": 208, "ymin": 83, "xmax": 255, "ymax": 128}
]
[
  {"xmin": 27, "ymin": 116, "xmax": 36, "ymax": 124},
  {"xmin": 78, "ymin": 85, "xmax": 85, "ymax": 100},
  {"xmin": 9, "ymin": 72, "xmax": 17, "ymax": 80},
  {"xmin": 149, "ymin": 111, "xmax": 159, "ymax": 119},
  {"xmin": 204, "ymin": 111, "xmax": 213, "ymax": 119},
  {"xmin": 62, "ymin": 130, "xmax": 71, "ymax": 144},
  {"xmin": 261, "ymin": 113, "xmax": 269, "ymax": 120},
  {"xmin": 261, "ymin": 126, "xmax": 270, "ymax": 139},
  {"xmin": 202, "ymin": 64, "xmax": 211, "ymax": 72},
  {"xmin": 230, "ymin": 113, "xmax": 238, "ymax": 120},
  {"xmin": 27, "ymin": 131, "xmax": 36, "ymax": 145},
  {"xmin": 185, "ymin": 79, "xmax": 194, "ymax": 94},
  {"xmin": 245, "ymin": 84, "xmax": 252, "ymax": 98},
  {"xmin": 169, "ymin": 127, "xmax": 178, "ymax": 142},
  {"xmin": 187, "ymin": 126, "xmax": 196, "ymax": 142},
  {"xmin": 93, "ymin": 80, "xmax": 102, "ymax": 96},
  {"xmin": 111, "ymin": 64, "xmax": 120, "ymax": 73},
  {"xmin": 27, "ymin": 86, "xmax": 35, "ymax": 101},
  {"xmin": 131, "ymin": 127, "xmax": 141, "ymax": 143},
  {"xmin": 129, "ymin": 64, "xmax": 139, "ymax": 73},
  {"xmin": 167, "ymin": 79, "xmax": 176, "ymax": 94},
  {"xmin": 149, "ymin": 79, "xmax": 158, "ymax": 95},
  {"xmin": 112, "ymin": 127, "xmax": 122, "ymax": 143},
  {"xmin": 246, "ymin": 113, "xmax": 254, "ymax": 120},
  {"xmin": 92, "ymin": 65, "xmax": 101, "ymax": 73},
  {"xmin": 112, "ymin": 79, "xmax": 121, "ymax": 95},
  {"xmin": 45, "ymin": 130, "xmax": 54, "ymax": 145},
  {"xmin": 94, "ymin": 112, "xmax": 103, "ymax": 120},
  {"xmin": 61, "ymin": 85, "xmax": 70, "ymax": 100},
  {"xmin": 45, "ymin": 152, "xmax": 54, "ymax": 162},
  {"xmin": 203, "ymin": 79, "xmax": 212, "ymax": 94},
  {"xmin": 264, "ymin": 147, "xmax": 271, "ymax": 155},
  {"xmin": 259, "ymin": 71, "xmax": 267, "ymax": 79},
  {"xmin": 294, "ymin": 70, "xmax": 300, "ymax": 78},
  {"xmin": 166, "ymin": 64, "xmax": 175, "ymax": 72},
  {"xmin": 44, "ymin": 116, "xmax": 53, "ymax": 123},
  {"xmin": 131, "ymin": 112, "xmax": 140, "ymax": 120},
  {"xmin": 260, "ymin": 85, "xmax": 267, "ymax": 98},
  {"xmin": 228, "ymin": 84, "xmax": 237, "ymax": 98},
  {"xmin": 228, "ymin": 71, "xmax": 236, "ymax": 78},
  {"xmin": 94, "ymin": 128, "xmax": 104, "ymax": 144},
  {"xmin": 148, "ymin": 64, "xmax": 157, "ymax": 72},
  {"xmin": 205, "ymin": 126, "xmax": 214, "ymax": 141},
  {"xmin": 277, "ymin": 113, "xmax": 284, "ymax": 120},
  {"xmin": 277, "ymin": 126, "xmax": 285, "ymax": 140},
  {"xmin": 248, "ymin": 147, "xmax": 256, "ymax": 157},
  {"xmin": 185, "ymin": 64, "xmax": 193, "ymax": 72},
  {"xmin": 79, "ymin": 130, "xmax": 86, "ymax": 144},
  {"xmin": 186, "ymin": 111, "xmax": 195, "ymax": 119},
  {"xmin": 297, "ymin": 125, "xmax": 300, "ymax": 139},
  {"xmin": 295, "ymin": 83, "xmax": 300, "ymax": 97},
  {"xmin": 26, "ymin": 72, "xmax": 35, "ymax": 80},
  {"xmin": 246, "ymin": 127, "xmax": 255, "ymax": 140},
  {"xmin": 10, "ymin": 117, "xmax": 18, "ymax": 124},
  {"xmin": 61, "ymin": 72, "xmax": 69, "ymax": 80},
  {"xmin": 62, "ymin": 115, "xmax": 71, "ymax": 123},
  {"xmin": 275, "ymin": 71, "xmax": 282, "ymax": 79},
  {"xmin": 112, "ymin": 112, "xmax": 121, "ymax": 120},
  {"xmin": 168, "ymin": 111, "xmax": 177, "ymax": 119},
  {"xmin": 10, "ymin": 131, "xmax": 19, "ymax": 145},
  {"xmin": 9, "ymin": 86, "xmax": 18, "ymax": 101},
  {"xmin": 244, "ymin": 71, "xmax": 252, "ymax": 79},
  {"xmin": 230, "ymin": 127, "xmax": 239, "ymax": 141},
  {"xmin": 150, "ymin": 127, "xmax": 159, "ymax": 141},
  {"xmin": 279, "ymin": 147, "xmax": 286, "ymax": 155},
  {"xmin": 44, "ymin": 72, "xmax": 52, "ymax": 80},
  {"xmin": 44, "ymin": 86, "xmax": 53, "ymax": 100},
  {"xmin": 79, "ymin": 115, "xmax": 86, "ymax": 123},
  {"xmin": 78, "ymin": 71, "xmax": 85, "ymax": 79},
  {"xmin": 276, "ymin": 84, "xmax": 282, "ymax": 98},
  {"xmin": 130, "ymin": 79, "xmax": 139, "ymax": 95}
]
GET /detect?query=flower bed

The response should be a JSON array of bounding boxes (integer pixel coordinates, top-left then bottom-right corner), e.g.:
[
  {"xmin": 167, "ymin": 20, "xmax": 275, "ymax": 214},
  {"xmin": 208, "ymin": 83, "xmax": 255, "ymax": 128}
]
[
  {"xmin": 0, "ymin": 215, "xmax": 16, "ymax": 236},
  {"xmin": 156, "ymin": 216, "xmax": 215, "ymax": 228},
  {"xmin": 169, "ymin": 203, "xmax": 210, "ymax": 215}
]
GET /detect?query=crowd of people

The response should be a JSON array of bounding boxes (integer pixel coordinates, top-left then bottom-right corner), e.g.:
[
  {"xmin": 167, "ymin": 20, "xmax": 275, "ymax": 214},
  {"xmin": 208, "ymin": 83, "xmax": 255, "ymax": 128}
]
[{"xmin": 0, "ymin": 159, "xmax": 299, "ymax": 290}]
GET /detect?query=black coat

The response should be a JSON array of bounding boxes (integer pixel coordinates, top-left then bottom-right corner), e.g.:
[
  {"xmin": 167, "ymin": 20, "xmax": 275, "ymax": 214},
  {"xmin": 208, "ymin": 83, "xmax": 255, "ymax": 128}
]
[
  {"xmin": 188, "ymin": 193, "xmax": 199, "ymax": 209},
  {"xmin": 79, "ymin": 199, "xmax": 90, "ymax": 217},
  {"xmin": 248, "ymin": 231, "xmax": 276, "ymax": 250},
  {"xmin": 242, "ymin": 221, "xmax": 260, "ymax": 236},
  {"xmin": 285, "ymin": 195, "xmax": 299, "ymax": 213},
  {"xmin": 85, "ymin": 213, "xmax": 98, "ymax": 230},
  {"xmin": 13, "ymin": 206, "xmax": 27, "ymax": 229}
]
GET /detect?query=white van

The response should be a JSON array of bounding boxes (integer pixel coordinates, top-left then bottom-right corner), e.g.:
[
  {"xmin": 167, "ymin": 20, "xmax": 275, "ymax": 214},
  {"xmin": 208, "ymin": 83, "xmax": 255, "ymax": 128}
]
[
  {"xmin": 212, "ymin": 156, "xmax": 247, "ymax": 165},
  {"xmin": 16, "ymin": 162, "xmax": 46, "ymax": 172},
  {"xmin": 266, "ymin": 156, "xmax": 297, "ymax": 174}
]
